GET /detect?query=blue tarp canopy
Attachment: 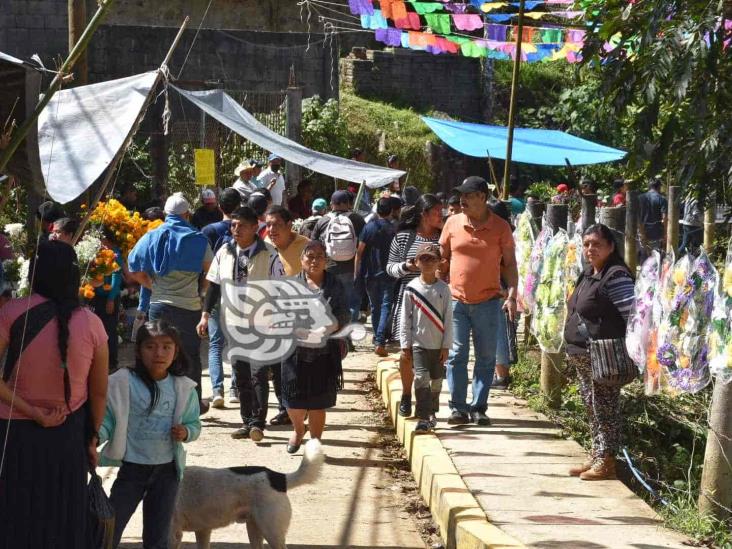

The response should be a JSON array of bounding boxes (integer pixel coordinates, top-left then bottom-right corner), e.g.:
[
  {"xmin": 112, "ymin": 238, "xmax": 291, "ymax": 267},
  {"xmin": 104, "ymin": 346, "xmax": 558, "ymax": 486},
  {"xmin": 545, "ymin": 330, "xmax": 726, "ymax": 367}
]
[{"xmin": 422, "ymin": 116, "xmax": 626, "ymax": 166}]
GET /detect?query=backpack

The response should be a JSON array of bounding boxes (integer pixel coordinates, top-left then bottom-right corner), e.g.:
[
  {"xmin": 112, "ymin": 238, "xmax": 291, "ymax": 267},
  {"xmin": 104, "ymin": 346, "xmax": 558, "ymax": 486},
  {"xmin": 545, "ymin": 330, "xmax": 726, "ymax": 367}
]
[{"xmin": 323, "ymin": 212, "xmax": 357, "ymax": 262}]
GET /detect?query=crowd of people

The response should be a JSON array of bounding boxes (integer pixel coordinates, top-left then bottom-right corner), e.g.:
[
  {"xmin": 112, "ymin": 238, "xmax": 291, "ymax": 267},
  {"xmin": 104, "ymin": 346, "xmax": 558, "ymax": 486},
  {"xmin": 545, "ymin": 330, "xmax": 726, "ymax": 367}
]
[{"xmin": 0, "ymin": 148, "xmax": 681, "ymax": 546}]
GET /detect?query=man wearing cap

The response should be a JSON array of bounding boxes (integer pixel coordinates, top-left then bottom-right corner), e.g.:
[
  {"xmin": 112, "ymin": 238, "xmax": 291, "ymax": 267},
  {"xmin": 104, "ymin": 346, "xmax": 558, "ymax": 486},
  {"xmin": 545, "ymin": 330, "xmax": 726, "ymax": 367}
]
[
  {"xmin": 312, "ymin": 190, "xmax": 366, "ymax": 321},
  {"xmin": 233, "ymin": 159, "xmax": 263, "ymax": 200},
  {"xmin": 191, "ymin": 188, "xmax": 223, "ymax": 230},
  {"xmin": 299, "ymin": 197, "xmax": 328, "ymax": 239},
  {"xmin": 440, "ymin": 176, "xmax": 518, "ymax": 426},
  {"xmin": 128, "ymin": 192, "xmax": 214, "ymax": 413},
  {"xmin": 255, "ymin": 154, "xmax": 286, "ymax": 206}
]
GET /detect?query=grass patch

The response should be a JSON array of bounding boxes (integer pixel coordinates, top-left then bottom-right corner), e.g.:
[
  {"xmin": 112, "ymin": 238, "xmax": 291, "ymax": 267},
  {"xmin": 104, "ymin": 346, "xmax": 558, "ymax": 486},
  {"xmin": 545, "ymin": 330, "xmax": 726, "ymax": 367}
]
[
  {"xmin": 511, "ymin": 348, "xmax": 731, "ymax": 547},
  {"xmin": 340, "ymin": 91, "xmax": 438, "ymax": 191}
]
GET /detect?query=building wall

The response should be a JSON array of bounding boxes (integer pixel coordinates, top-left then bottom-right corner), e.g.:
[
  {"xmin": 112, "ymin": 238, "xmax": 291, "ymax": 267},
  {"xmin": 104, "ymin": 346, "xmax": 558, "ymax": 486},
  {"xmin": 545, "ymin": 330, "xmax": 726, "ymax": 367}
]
[{"xmin": 340, "ymin": 48, "xmax": 485, "ymax": 120}]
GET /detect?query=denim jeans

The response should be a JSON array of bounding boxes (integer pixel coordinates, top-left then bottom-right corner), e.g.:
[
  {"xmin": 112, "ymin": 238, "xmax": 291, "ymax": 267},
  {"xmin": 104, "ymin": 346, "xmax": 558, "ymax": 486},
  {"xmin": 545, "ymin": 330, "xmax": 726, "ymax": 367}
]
[
  {"xmin": 110, "ymin": 461, "xmax": 179, "ymax": 549},
  {"xmin": 207, "ymin": 307, "xmax": 233, "ymax": 396},
  {"xmin": 232, "ymin": 360, "xmax": 284, "ymax": 429},
  {"xmin": 365, "ymin": 276, "xmax": 396, "ymax": 346},
  {"xmin": 333, "ymin": 270, "xmax": 362, "ymax": 323},
  {"xmin": 446, "ymin": 298, "xmax": 501, "ymax": 414},
  {"xmin": 149, "ymin": 303, "xmax": 202, "ymax": 400}
]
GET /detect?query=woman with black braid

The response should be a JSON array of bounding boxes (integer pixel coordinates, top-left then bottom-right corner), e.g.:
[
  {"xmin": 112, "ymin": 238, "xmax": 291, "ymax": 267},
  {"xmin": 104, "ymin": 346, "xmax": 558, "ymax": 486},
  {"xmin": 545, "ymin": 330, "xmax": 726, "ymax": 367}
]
[{"xmin": 0, "ymin": 240, "xmax": 109, "ymax": 548}]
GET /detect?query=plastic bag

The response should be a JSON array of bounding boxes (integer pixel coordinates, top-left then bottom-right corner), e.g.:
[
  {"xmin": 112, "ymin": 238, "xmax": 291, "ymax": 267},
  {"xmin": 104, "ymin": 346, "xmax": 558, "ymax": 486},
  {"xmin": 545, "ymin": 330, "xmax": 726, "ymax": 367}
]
[
  {"xmin": 514, "ymin": 211, "xmax": 536, "ymax": 312},
  {"xmin": 531, "ymin": 229, "xmax": 569, "ymax": 353},
  {"xmin": 564, "ymin": 233, "xmax": 583, "ymax": 301},
  {"xmin": 522, "ymin": 225, "xmax": 552, "ymax": 312},
  {"xmin": 709, "ymin": 239, "xmax": 732, "ymax": 382},
  {"xmin": 626, "ymin": 251, "xmax": 661, "ymax": 372},
  {"xmin": 87, "ymin": 472, "xmax": 115, "ymax": 549}
]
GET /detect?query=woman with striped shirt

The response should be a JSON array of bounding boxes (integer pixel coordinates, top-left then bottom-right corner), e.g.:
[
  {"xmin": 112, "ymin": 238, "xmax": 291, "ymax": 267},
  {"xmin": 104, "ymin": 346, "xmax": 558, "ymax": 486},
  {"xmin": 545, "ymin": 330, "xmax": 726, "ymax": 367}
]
[
  {"xmin": 386, "ymin": 194, "xmax": 444, "ymax": 417},
  {"xmin": 564, "ymin": 224, "xmax": 635, "ymax": 481}
]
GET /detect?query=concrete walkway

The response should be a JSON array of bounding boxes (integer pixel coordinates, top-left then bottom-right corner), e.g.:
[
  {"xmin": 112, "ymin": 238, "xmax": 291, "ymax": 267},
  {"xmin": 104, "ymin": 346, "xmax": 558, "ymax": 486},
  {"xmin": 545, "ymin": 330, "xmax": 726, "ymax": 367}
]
[
  {"xmin": 375, "ymin": 355, "xmax": 692, "ymax": 549},
  {"xmin": 104, "ymin": 346, "xmax": 426, "ymax": 548}
]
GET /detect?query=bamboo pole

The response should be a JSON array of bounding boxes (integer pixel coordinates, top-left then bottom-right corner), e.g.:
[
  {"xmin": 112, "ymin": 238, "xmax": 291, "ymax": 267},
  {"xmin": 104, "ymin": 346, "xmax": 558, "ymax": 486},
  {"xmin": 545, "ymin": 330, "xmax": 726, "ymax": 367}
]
[
  {"xmin": 72, "ymin": 17, "xmax": 191, "ymax": 243},
  {"xmin": 703, "ymin": 199, "xmax": 716, "ymax": 252},
  {"xmin": 68, "ymin": 0, "xmax": 88, "ymax": 85},
  {"xmin": 0, "ymin": 0, "xmax": 114, "ymax": 174},
  {"xmin": 501, "ymin": 0, "xmax": 526, "ymax": 201},
  {"xmin": 625, "ymin": 190, "xmax": 639, "ymax": 273}
]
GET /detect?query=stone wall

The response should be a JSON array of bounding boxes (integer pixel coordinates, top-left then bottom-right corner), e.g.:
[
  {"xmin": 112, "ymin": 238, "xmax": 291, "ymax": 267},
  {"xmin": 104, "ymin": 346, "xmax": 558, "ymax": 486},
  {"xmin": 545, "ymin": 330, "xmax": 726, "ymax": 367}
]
[{"xmin": 340, "ymin": 48, "xmax": 484, "ymax": 119}]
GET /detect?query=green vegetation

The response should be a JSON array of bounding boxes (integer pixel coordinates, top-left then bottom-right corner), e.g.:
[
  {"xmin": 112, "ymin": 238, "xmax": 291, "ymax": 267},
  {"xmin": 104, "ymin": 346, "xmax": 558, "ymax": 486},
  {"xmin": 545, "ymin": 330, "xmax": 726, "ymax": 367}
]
[
  {"xmin": 511, "ymin": 349, "xmax": 731, "ymax": 547},
  {"xmin": 340, "ymin": 90, "xmax": 437, "ymax": 191}
]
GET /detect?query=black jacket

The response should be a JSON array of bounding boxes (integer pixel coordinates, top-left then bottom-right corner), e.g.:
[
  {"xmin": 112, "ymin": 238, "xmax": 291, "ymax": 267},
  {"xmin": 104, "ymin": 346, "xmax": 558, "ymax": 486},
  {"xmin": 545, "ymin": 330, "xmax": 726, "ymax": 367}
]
[{"xmin": 564, "ymin": 260, "xmax": 632, "ymax": 355}]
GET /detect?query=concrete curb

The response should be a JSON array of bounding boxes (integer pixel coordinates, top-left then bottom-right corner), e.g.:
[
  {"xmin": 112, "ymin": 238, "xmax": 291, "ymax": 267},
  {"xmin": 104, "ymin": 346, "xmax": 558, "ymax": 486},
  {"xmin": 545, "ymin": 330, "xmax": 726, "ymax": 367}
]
[{"xmin": 376, "ymin": 359, "xmax": 526, "ymax": 549}]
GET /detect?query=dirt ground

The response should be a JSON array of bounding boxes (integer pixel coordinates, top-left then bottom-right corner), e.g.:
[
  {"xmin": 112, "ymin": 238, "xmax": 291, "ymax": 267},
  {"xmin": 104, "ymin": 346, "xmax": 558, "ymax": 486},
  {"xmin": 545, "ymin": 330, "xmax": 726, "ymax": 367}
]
[{"xmin": 104, "ymin": 340, "xmax": 436, "ymax": 548}]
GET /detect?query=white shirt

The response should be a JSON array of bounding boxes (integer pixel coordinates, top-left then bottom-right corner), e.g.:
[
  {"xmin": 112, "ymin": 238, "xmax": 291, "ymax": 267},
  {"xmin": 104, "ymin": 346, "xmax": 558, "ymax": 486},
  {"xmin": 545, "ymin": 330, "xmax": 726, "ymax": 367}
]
[
  {"xmin": 255, "ymin": 168, "xmax": 286, "ymax": 206},
  {"xmin": 233, "ymin": 178, "xmax": 258, "ymax": 199}
]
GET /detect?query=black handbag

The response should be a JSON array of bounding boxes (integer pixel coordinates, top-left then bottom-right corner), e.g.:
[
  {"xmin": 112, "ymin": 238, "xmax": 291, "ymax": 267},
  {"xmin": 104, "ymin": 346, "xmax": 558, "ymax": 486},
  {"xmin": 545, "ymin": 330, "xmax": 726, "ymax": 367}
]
[
  {"xmin": 578, "ymin": 316, "xmax": 638, "ymax": 386},
  {"xmin": 505, "ymin": 310, "xmax": 518, "ymax": 365}
]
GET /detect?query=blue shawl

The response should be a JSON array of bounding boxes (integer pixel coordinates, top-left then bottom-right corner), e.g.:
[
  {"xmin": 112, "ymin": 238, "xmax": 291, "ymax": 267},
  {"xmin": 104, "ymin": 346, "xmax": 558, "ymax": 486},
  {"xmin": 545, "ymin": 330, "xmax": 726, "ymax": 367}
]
[{"xmin": 128, "ymin": 214, "xmax": 209, "ymax": 277}]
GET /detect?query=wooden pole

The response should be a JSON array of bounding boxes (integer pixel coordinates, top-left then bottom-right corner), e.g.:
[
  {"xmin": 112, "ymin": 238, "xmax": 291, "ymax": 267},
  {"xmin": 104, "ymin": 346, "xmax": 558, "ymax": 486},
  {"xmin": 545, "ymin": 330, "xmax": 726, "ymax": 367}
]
[
  {"xmin": 501, "ymin": 0, "xmax": 526, "ymax": 200},
  {"xmin": 625, "ymin": 190, "xmax": 639, "ymax": 273},
  {"xmin": 0, "ymin": 0, "xmax": 115, "ymax": 174},
  {"xmin": 72, "ymin": 17, "xmax": 191, "ymax": 243},
  {"xmin": 540, "ymin": 203, "xmax": 568, "ymax": 408},
  {"xmin": 666, "ymin": 186, "xmax": 680, "ymax": 254},
  {"xmin": 68, "ymin": 0, "xmax": 88, "ymax": 85},
  {"xmin": 703, "ymin": 199, "xmax": 716, "ymax": 252},
  {"xmin": 699, "ymin": 380, "xmax": 732, "ymax": 521}
]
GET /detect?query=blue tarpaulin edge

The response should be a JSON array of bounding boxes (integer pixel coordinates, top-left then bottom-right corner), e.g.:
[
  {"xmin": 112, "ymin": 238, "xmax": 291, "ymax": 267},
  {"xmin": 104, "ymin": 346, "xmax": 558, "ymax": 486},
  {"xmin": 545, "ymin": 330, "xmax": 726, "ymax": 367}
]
[{"xmin": 422, "ymin": 116, "xmax": 626, "ymax": 166}]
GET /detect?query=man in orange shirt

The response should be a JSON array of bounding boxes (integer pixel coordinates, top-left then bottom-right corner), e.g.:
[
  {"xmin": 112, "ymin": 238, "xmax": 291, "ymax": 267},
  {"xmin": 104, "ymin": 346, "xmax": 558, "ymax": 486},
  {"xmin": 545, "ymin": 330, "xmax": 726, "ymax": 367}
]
[{"xmin": 439, "ymin": 177, "xmax": 518, "ymax": 426}]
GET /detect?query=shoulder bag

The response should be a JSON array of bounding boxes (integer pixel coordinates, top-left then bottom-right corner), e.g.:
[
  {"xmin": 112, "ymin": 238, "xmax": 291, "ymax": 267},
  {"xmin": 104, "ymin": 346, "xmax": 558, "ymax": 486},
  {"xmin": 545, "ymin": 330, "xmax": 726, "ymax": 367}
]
[{"xmin": 578, "ymin": 316, "xmax": 638, "ymax": 386}]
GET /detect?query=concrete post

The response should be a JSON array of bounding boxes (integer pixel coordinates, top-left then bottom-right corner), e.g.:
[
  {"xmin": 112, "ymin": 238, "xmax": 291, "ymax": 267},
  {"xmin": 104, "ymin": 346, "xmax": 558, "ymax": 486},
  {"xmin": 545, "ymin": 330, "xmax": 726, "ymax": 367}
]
[
  {"xmin": 599, "ymin": 206, "xmax": 626, "ymax": 258},
  {"xmin": 285, "ymin": 86, "xmax": 303, "ymax": 201},
  {"xmin": 666, "ymin": 186, "xmax": 680, "ymax": 255},
  {"xmin": 540, "ymin": 203, "xmax": 568, "ymax": 408},
  {"xmin": 625, "ymin": 191, "xmax": 640, "ymax": 273},
  {"xmin": 699, "ymin": 380, "xmax": 732, "ymax": 521},
  {"xmin": 580, "ymin": 193, "xmax": 597, "ymax": 232},
  {"xmin": 703, "ymin": 200, "xmax": 716, "ymax": 252}
]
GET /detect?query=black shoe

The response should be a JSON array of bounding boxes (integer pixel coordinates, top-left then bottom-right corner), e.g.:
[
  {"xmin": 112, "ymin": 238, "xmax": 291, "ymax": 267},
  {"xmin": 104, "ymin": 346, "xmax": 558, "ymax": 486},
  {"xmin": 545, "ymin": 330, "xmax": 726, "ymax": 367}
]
[
  {"xmin": 414, "ymin": 420, "xmax": 431, "ymax": 434},
  {"xmin": 491, "ymin": 375, "xmax": 511, "ymax": 390},
  {"xmin": 270, "ymin": 411, "xmax": 292, "ymax": 426},
  {"xmin": 471, "ymin": 410, "xmax": 491, "ymax": 426},
  {"xmin": 287, "ymin": 443, "xmax": 301, "ymax": 454},
  {"xmin": 429, "ymin": 414, "xmax": 438, "ymax": 429},
  {"xmin": 231, "ymin": 426, "xmax": 251, "ymax": 439},
  {"xmin": 447, "ymin": 411, "xmax": 470, "ymax": 425},
  {"xmin": 199, "ymin": 400, "xmax": 210, "ymax": 416},
  {"xmin": 398, "ymin": 395, "xmax": 412, "ymax": 417}
]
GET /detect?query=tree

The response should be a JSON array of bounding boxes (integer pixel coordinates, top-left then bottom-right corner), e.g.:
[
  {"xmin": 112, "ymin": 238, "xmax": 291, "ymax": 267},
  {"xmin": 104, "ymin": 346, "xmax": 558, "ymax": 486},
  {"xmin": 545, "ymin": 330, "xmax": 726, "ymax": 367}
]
[{"xmin": 580, "ymin": 0, "xmax": 731, "ymax": 204}]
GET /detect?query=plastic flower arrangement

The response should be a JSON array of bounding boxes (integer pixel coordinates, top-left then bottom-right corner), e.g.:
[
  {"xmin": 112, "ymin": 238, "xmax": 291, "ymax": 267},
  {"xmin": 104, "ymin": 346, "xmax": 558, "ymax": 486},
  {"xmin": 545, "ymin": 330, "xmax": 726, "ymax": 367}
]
[
  {"xmin": 625, "ymin": 251, "xmax": 661, "ymax": 373},
  {"xmin": 644, "ymin": 251, "xmax": 675, "ymax": 395},
  {"xmin": 86, "ymin": 199, "xmax": 163, "ymax": 257},
  {"xmin": 522, "ymin": 225, "xmax": 552, "ymax": 312},
  {"xmin": 75, "ymin": 229, "xmax": 118, "ymax": 300},
  {"xmin": 531, "ymin": 229, "xmax": 569, "ymax": 353},
  {"xmin": 708, "ymin": 240, "xmax": 732, "ymax": 382},
  {"xmin": 514, "ymin": 211, "xmax": 536, "ymax": 311},
  {"xmin": 564, "ymin": 233, "xmax": 583, "ymax": 300},
  {"xmin": 656, "ymin": 251, "xmax": 717, "ymax": 394}
]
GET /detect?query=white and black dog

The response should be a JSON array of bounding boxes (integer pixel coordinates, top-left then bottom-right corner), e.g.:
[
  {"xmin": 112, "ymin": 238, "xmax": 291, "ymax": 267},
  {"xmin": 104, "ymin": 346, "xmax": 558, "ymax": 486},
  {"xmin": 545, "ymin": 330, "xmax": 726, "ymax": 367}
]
[{"xmin": 170, "ymin": 439, "xmax": 324, "ymax": 549}]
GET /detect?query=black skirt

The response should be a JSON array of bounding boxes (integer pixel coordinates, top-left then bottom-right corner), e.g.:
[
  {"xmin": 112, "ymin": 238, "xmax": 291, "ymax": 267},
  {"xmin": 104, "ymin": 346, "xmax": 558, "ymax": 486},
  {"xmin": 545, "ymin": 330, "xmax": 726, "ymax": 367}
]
[
  {"xmin": 0, "ymin": 405, "xmax": 89, "ymax": 549},
  {"xmin": 281, "ymin": 344, "xmax": 343, "ymax": 410}
]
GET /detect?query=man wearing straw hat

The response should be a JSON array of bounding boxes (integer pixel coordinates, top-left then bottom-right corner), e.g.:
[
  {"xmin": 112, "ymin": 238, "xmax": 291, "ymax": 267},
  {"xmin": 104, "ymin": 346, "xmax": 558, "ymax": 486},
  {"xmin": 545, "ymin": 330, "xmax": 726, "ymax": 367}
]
[{"xmin": 233, "ymin": 158, "xmax": 263, "ymax": 201}]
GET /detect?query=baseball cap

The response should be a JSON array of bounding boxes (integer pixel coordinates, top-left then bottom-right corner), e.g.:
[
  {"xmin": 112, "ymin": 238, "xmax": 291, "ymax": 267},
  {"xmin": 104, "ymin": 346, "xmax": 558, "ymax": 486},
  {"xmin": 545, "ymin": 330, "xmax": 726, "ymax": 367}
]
[
  {"xmin": 164, "ymin": 192, "xmax": 191, "ymax": 216},
  {"xmin": 454, "ymin": 176, "xmax": 489, "ymax": 195},
  {"xmin": 267, "ymin": 153, "xmax": 282, "ymax": 163},
  {"xmin": 557, "ymin": 183, "xmax": 569, "ymax": 193},
  {"xmin": 312, "ymin": 198, "xmax": 328, "ymax": 213},
  {"xmin": 201, "ymin": 189, "xmax": 217, "ymax": 204},
  {"xmin": 415, "ymin": 242, "xmax": 441, "ymax": 260},
  {"xmin": 36, "ymin": 200, "xmax": 66, "ymax": 223},
  {"xmin": 331, "ymin": 190, "xmax": 351, "ymax": 205}
]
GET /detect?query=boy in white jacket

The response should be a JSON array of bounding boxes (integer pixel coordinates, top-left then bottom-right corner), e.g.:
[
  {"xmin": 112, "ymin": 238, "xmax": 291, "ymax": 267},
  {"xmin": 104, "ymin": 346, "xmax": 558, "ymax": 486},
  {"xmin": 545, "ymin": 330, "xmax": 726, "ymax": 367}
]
[{"xmin": 400, "ymin": 243, "xmax": 453, "ymax": 433}]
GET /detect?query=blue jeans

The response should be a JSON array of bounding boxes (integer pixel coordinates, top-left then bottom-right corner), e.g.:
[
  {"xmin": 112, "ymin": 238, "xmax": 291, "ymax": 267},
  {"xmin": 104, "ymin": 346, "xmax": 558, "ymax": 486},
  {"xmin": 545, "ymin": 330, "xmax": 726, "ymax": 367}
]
[
  {"xmin": 208, "ymin": 307, "xmax": 235, "ymax": 395},
  {"xmin": 446, "ymin": 298, "xmax": 501, "ymax": 414},
  {"xmin": 149, "ymin": 303, "xmax": 202, "ymax": 400},
  {"xmin": 110, "ymin": 461, "xmax": 179, "ymax": 549},
  {"xmin": 334, "ymin": 271, "xmax": 361, "ymax": 323},
  {"xmin": 365, "ymin": 276, "xmax": 395, "ymax": 346}
]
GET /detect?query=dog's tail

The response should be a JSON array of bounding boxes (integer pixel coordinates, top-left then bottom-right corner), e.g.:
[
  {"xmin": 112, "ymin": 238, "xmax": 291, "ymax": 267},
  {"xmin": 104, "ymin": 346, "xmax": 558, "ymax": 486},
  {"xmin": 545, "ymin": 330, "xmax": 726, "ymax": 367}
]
[{"xmin": 287, "ymin": 439, "xmax": 325, "ymax": 490}]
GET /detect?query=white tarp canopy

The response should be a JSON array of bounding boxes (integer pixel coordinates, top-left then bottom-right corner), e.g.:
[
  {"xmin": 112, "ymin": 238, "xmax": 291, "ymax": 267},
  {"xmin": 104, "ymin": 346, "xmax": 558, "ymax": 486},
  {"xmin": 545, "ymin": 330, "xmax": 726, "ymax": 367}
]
[
  {"xmin": 173, "ymin": 86, "xmax": 406, "ymax": 189},
  {"xmin": 38, "ymin": 71, "xmax": 158, "ymax": 204}
]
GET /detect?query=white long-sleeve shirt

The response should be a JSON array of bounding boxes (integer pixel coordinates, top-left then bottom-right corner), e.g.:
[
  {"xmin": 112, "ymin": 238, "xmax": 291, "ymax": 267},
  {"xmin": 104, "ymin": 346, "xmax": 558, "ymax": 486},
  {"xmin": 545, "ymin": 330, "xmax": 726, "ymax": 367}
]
[{"xmin": 399, "ymin": 277, "xmax": 453, "ymax": 350}]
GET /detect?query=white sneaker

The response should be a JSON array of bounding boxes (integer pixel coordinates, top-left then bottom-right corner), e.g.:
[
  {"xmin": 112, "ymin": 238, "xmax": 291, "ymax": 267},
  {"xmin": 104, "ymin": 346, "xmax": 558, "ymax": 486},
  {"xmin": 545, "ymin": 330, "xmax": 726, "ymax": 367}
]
[
  {"xmin": 229, "ymin": 391, "xmax": 240, "ymax": 404},
  {"xmin": 211, "ymin": 395, "xmax": 225, "ymax": 409}
]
